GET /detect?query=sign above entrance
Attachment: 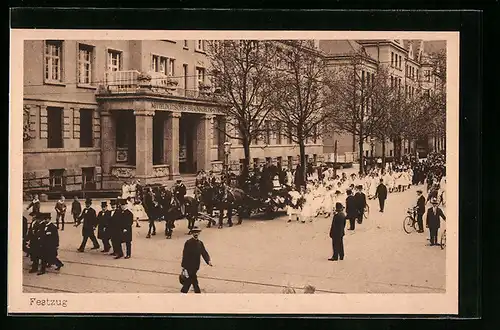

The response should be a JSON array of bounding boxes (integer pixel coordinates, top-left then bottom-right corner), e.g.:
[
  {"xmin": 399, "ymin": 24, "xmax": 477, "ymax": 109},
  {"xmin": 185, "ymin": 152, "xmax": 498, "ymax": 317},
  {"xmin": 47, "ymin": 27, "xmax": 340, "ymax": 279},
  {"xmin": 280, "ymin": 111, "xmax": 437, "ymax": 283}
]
[{"xmin": 150, "ymin": 101, "xmax": 224, "ymax": 115}]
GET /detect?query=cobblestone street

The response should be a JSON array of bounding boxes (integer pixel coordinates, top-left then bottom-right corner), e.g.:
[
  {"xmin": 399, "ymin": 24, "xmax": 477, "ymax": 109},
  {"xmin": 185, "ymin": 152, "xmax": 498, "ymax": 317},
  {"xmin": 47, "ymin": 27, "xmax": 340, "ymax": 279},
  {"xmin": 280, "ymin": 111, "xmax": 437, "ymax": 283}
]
[{"xmin": 23, "ymin": 183, "xmax": 446, "ymax": 294}]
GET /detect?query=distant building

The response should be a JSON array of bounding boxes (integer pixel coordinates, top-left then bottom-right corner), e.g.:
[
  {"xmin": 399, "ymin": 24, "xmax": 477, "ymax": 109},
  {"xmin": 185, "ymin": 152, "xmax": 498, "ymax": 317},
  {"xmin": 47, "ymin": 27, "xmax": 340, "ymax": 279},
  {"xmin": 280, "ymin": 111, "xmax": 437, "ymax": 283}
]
[{"xmin": 320, "ymin": 39, "xmax": 446, "ymax": 162}]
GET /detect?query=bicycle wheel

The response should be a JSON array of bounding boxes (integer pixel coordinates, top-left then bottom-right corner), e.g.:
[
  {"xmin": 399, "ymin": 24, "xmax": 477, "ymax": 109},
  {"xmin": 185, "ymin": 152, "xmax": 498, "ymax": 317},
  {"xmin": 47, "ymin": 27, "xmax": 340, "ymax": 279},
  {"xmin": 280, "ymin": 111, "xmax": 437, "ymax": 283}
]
[
  {"xmin": 440, "ymin": 230, "xmax": 446, "ymax": 249},
  {"xmin": 403, "ymin": 216, "xmax": 415, "ymax": 234},
  {"xmin": 364, "ymin": 204, "xmax": 370, "ymax": 219}
]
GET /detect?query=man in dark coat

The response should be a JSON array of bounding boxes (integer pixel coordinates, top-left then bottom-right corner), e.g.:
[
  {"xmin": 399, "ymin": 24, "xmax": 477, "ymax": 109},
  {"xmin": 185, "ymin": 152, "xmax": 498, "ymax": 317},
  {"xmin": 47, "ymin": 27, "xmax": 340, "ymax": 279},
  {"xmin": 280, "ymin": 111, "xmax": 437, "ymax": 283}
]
[
  {"xmin": 354, "ymin": 185, "xmax": 367, "ymax": 224},
  {"xmin": 329, "ymin": 202, "xmax": 346, "ymax": 261},
  {"xmin": 180, "ymin": 227, "xmax": 212, "ymax": 293},
  {"xmin": 54, "ymin": 195, "xmax": 67, "ymax": 230},
  {"xmin": 97, "ymin": 201, "xmax": 111, "ymax": 253},
  {"xmin": 119, "ymin": 199, "xmax": 134, "ymax": 259},
  {"xmin": 77, "ymin": 198, "xmax": 100, "ymax": 252},
  {"xmin": 71, "ymin": 196, "xmax": 82, "ymax": 226},
  {"xmin": 108, "ymin": 199, "xmax": 122, "ymax": 257},
  {"xmin": 374, "ymin": 179, "xmax": 388, "ymax": 212},
  {"xmin": 27, "ymin": 214, "xmax": 44, "ymax": 273},
  {"xmin": 173, "ymin": 179, "xmax": 187, "ymax": 216},
  {"xmin": 37, "ymin": 214, "xmax": 64, "ymax": 275},
  {"xmin": 23, "ymin": 216, "xmax": 29, "ymax": 254},
  {"xmin": 416, "ymin": 190, "xmax": 426, "ymax": 233},
  {"xmin": 345, "ymin": 189, "xmax": 357, "ymax": 230},
  {"xmin": 426, "ymin": 198, "xmax": 446, "ymax": 246}
]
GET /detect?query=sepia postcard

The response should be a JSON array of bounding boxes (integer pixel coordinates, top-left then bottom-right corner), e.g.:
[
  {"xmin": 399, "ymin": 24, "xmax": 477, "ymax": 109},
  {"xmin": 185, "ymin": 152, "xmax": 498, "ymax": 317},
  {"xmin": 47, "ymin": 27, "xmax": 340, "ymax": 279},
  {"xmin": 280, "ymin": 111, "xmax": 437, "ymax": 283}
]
[{"xmin": 9, "ymin": 29, "xmax": 459, "ymax": 314}]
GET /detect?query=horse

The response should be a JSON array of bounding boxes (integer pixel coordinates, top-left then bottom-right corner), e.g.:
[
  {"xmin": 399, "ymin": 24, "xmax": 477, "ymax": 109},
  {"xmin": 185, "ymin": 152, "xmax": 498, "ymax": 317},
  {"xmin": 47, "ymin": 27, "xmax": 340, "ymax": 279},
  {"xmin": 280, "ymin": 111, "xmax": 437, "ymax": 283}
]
[{"xmin": 211, "ymin": 183, "xmax": 250, "ymax": 229}]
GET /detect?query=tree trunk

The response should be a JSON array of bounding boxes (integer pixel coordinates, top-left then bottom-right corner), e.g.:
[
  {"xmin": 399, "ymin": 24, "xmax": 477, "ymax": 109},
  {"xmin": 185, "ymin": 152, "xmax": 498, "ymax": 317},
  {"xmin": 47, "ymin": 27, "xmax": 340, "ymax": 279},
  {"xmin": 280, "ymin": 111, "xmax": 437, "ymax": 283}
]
[
  {"xmin": 299, "ymin": 142, "xmax": 306, "ymax": 178},
  {"xmin": 394, "ymin": 136, "xmax": 402, "ymax": 162},
  {"xmin": 242, "ymin": 136, "xmax": 251, "ymax": 179},
  {"xmin": 381, "ymin": 137, "xmax": 386, "ymax": 169},
  {"xmin": 358, "ymin": 133, "xmax": 364, "ymax": 175}
]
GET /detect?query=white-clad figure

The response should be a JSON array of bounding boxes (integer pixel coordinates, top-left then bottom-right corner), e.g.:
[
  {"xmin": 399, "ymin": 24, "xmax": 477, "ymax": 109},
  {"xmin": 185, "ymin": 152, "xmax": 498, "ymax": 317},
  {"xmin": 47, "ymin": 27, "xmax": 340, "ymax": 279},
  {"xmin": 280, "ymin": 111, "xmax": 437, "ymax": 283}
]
[
  {"xmin": 287, "ymin": 189, "xmax": 302, "ymax": 222},
  {"xmin": 132, "ymin": 199, "xmax": 145, "ymax": 228},
  {"xmin": 300, "ymin": 188, "xmax": 314, "ymax": 223},
  {"xmin": 369, "ymin": 175, "xmax": 378, "ymax": 198},
  {"xmin": 129, "ymin": 180, "xmax": 137, "ymax": 199},
  {"xmin": 121, "ymin": 181, "xmax": 129, "ymax": 199},
  {"xmin": 286, "ymin": 170, "xmax": 294, "ymax": 186},
  {"xmin": 272, "ymin": 175, "xmax": 281, "ymax": 190}
]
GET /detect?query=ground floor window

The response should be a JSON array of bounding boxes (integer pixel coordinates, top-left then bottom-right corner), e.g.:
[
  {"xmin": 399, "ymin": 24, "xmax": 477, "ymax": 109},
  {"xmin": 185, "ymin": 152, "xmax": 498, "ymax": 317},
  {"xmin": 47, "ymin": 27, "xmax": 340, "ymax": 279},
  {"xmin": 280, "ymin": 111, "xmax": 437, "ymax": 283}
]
[
  {"xmin": 265, "ymin": 157, "xmax": 272, "ymax": 165},
  {"xmin": 49, "ymin": 169, "xmax": 66, "ymax": 191},
  {"xmin": 82, "ymin": 167, "xmax": 96, "ymax": 190},
  {"xmin": 277, "ymin": 156, "xmax": 282, "ymax": 167},
  {"xmin": 287, "ymin": 156, "xmax": 293, "ymax": 170},
  {"xmin": 253, "ymin": 158, "xmax": 259, "ymax": 169},
  {"xmin": 389, "ymin": 150, "xmax": 393, "ymax": 157}
]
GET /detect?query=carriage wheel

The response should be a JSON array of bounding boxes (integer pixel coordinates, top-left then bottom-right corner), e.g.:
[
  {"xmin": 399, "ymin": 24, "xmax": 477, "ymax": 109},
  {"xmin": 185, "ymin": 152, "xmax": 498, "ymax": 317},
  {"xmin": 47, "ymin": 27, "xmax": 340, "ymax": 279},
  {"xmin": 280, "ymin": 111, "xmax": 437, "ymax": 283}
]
[{"xmin": 403, "ymin": 216, "xmax": 415, "ymax": 234}]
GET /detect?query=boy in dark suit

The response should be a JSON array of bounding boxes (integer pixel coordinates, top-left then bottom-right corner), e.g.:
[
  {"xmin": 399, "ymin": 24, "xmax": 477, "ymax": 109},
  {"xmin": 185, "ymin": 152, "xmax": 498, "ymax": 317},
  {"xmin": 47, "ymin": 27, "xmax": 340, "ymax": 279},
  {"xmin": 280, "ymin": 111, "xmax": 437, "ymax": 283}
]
[
  {"xmin": 329, "ymin": 202, "xmax": 346, "ymax": 261},
  {"xmin": 416, "ymin": 190, "xmax": 426, "ymax": 233}
]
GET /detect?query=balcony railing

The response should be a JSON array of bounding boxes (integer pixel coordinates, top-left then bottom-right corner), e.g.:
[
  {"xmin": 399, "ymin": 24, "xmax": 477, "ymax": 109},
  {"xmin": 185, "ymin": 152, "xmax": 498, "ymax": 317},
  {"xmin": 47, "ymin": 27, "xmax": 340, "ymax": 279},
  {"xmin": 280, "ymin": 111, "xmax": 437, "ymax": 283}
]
[{"xmin": 101, "ymin": 70, "xmax": 217, "ymax": 101}]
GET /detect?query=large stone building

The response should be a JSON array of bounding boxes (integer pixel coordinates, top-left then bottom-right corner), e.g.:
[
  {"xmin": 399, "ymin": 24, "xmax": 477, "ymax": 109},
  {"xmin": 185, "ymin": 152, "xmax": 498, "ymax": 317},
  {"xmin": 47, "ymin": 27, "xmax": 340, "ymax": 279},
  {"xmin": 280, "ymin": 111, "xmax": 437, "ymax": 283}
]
[
  {"xmin": 22, "ymin": 39, "xmax": 322, "ymax": 194},
  {"xmin": 320, "ymin": 39, "xmax": 446, "ymax": 162}
]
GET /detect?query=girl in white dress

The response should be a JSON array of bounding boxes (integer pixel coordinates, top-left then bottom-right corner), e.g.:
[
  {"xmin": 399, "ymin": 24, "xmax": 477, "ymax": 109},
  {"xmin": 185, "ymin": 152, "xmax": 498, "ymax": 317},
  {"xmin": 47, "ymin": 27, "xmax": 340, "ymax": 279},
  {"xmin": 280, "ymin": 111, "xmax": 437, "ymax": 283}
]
[
  {"xmin": 132, "ymin": 199, "xmax": 146, "ymax": 228},
  {"xmin": 300, "ymin": 188, "xmax": 314, "ymax": 223},
  {"xmin": 369, "ymin": 174, "xmax": 378, "ymax": 198},
  {"xmin": 121, "ymin": 182, "xmax": 129, "ymax": 199}
]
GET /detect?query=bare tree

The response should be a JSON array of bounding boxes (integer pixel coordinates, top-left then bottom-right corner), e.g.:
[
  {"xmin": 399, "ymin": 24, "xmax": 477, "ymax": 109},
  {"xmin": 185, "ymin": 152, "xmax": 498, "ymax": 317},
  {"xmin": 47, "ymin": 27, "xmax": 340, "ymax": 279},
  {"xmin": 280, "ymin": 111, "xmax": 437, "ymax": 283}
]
[
  {"xmin": 268, "ymin": 40, "xmax": 332, "ymax": 181},
  {"xmin": 206, "ymin": 40, "xmax": 277, "ymax": 177},
  {"xmin": 324, "ymin": 51, "xmax": 388, "ymax": 174}
]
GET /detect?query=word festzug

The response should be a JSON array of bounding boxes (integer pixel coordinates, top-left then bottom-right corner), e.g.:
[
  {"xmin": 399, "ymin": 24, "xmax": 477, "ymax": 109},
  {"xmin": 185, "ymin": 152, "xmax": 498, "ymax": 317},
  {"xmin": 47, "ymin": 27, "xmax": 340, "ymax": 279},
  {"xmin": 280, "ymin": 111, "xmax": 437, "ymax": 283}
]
[{"xmin": 29, "ymin": 298, "xmax": 68, "ymax": 308}]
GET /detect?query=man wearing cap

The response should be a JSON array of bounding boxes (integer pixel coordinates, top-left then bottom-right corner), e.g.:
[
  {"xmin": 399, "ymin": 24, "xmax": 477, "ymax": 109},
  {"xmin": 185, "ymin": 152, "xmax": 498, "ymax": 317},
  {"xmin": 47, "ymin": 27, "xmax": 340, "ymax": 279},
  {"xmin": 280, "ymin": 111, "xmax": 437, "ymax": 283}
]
[
  {"xmin": 173, "ymin": 179, "xmax": 187, "ymax": 216},
  {"xmin": 329, "ymin": 202, "xmax": 346, "ymax": 261},
  {"xmin": 97, "ymin": 201, "xmax": 112, "ymax": 253},
  {"xmin": 119, "ymin": 198, "xmax": 134, "ymax": 259},
  {"xmin": 426, "ymin": 198, "xmax": 446, "ymax": 246},
  {"xmin": 27, "ymin": 213, "xmax": 44, "ymax": 273},
  {"xmin": 374, "ymin": 179, "xmax": 388, "ymax": 213},
  {"xmin": 37, "ymin": 213, "xmax": 64, "ymax": 275},
  {"xmin": 77, "ymin": 198, "xmax": 100, "ymax": 252},
  {"xmin": 180, "ymin": 227, "xmax": 213, "ymax": 293},
  {"xmin": 415, "ymin": 190, "xmax": 426, "ymax": 233}
]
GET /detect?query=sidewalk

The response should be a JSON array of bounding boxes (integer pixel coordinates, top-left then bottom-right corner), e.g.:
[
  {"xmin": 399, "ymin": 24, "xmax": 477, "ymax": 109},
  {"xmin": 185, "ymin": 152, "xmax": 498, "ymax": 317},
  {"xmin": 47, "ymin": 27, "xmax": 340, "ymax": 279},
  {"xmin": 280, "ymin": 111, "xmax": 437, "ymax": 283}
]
[{"xmin": 23, "ymin": 189, "xmax": 195, "ymax": 223}]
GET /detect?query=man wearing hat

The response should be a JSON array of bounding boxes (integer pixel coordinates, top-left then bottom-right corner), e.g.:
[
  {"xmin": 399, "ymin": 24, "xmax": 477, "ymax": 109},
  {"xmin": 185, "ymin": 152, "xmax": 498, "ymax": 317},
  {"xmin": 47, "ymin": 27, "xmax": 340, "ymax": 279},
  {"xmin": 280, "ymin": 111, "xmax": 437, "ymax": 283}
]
[
  {"xmin": 374, "ymin": 179, "xmax": 388, "ymax": 213},
  {"xmin": 37, "ymin": 213, "xmax": 64, "ymax": 275},
  {"xmin": 77, "ymin": 198, "xmax": 100, "ymax": 252},
  {"xmin": 415, "ymin": 190, "xmax": 426, "ymax": 233},
  {"xmin": 426, "ymin": 197, "xmax": 446, "ymax": 246},
  {"xmin": 173, "ymin": 178, "xmax": 187, "ymax": 216},
  {"xmin": 108, "ymin": 199, "xmax": 121, "ymax": 257},
  {"xmin": 329, "ymin": 202, "xmax": 346, "ymax": 261},
  {"xmin": 97, "ymin": 201, "xmax": 112, "ymax": 253},
  {"xmin": 180, "ymin": 227, "xmax": 213, "ymax": 293},
  {"xmin": 27, "ymin": 213, "xmax": 45, "ymax": 273},
  {"xmin": 26, "ymin": 194, "xmax": 41, "ymax": 217},
  {"xmin": 118, "ymin": 198, "xmax": 134, "ymax": 259},
  {"xmin": 354, "ymin": 185, "xmax": 367, "ymax": 225}
]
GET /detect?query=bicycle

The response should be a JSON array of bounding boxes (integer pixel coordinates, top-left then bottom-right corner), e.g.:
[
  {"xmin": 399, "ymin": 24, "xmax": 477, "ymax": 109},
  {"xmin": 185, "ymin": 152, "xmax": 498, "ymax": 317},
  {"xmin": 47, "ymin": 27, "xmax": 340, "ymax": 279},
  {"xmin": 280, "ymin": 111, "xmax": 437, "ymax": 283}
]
[
  {"xmin": 403, "ymin": 207, "xmax": 419, "ymax": 234},
  {"xmin": 440, "ymin": 229, "xmax": 446, "ymax": 249},
  {"xmin": 364, "ymin": 204, "xmax": 370, "ymax": 220}
]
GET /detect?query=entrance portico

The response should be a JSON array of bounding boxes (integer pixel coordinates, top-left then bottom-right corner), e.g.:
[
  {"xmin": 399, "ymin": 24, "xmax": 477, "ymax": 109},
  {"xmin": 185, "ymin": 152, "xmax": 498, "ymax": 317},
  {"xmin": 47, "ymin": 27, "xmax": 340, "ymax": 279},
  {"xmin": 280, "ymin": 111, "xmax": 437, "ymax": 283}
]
[{"xmin": 97, "ymin": 96, "xmax": 224, "ymax": 188}]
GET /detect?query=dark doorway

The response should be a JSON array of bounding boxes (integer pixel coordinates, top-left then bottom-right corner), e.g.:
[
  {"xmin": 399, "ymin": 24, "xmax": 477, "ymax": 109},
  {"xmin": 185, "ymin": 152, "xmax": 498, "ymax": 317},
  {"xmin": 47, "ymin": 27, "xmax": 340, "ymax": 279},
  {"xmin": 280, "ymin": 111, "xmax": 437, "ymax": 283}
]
[
  {"xmin": 179, "ymin": 114, "xmax": 196, "ymax": 173},
  {"xmin": 153, "ymin": 112, "xmax": 165, "ymax": 165},
  {"xmin": 115, "ymin": 111, "xmax": 136, "ymax": 165}
]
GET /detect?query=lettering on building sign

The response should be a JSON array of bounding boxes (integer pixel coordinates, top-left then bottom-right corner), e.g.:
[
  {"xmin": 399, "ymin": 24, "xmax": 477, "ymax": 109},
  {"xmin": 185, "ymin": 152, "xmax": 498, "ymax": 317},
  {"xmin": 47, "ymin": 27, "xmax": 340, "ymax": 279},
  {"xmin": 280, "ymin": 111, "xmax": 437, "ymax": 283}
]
[{"xmin": 150, "ymin": 102, "xmax": 223, "ymax": 115}]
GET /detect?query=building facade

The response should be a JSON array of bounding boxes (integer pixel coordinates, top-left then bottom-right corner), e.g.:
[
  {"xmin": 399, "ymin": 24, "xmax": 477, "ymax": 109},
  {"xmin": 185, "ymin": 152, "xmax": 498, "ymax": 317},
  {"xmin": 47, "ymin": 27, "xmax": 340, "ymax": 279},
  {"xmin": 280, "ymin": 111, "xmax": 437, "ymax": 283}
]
[
  {"xmin": 320, "ymin": 39, "xmax": 446, "ymax": 162},
  {"xmin": 23, "ymin": 39, "xmax": 323, "ymax": 194}
]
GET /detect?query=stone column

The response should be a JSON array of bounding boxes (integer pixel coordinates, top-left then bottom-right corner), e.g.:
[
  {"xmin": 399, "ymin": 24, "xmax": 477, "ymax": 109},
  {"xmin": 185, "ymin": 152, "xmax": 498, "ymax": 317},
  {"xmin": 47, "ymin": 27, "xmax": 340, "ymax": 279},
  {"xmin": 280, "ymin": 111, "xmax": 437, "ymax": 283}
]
[
  {"xmin": 134, "ymin": 110, "xmax": 155, "ymax": 180},
  {"xmin": 165, "ymin": 111, "xmax": 181, "ymax": 179},
  {"xmin": 196, "ymin": 114, "xmax": 213, "ymax": 172},
  {"xmin": 100, "ymin": 110, "xmax": 116, "ymax": 183}
]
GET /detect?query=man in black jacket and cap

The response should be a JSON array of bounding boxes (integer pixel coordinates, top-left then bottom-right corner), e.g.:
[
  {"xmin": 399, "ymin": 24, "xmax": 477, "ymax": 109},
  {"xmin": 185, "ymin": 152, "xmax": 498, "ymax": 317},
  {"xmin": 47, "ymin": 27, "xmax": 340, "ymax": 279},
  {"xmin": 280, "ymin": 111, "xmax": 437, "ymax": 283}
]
[
  {"xmin": 77, "ymin": 198, "xmax": 100, "ymax": 252},
  {"xmin": 329, "ymin": 202, "xmax": 346, "ymax": 261},
  {"xmin": 119, "ymin": 198, "xmax": 134, "ymax": 259},
  {"xmin": 374, "ymin": 179, "xmax": 388, "ymax": 212},
  {"xmin": 180, "ymin": 227, "xmax": 213, "ymax": 293},
  {"xmin": 37, "ymin": 213, "xmax": 64, "ymax": 275},
  {"xmin": 415, "ymin": 190, "xmax": 426, "ymax": 233}
]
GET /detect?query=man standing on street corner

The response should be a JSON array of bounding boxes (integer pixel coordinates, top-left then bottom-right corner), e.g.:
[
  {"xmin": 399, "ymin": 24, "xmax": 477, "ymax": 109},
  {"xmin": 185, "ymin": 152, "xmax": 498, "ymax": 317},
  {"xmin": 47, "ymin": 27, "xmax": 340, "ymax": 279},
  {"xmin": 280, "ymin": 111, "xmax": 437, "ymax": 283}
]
[
  {"xmin": 374, "ymin": 179, "xmax": 388, "ymax": 212},
  {"xmin": 329, "ymin": 202, "xmax": 346, "ymax": 261},
  {"xmin": 180, "ymin": 227, "xmax": 212, "ymax": 293}
]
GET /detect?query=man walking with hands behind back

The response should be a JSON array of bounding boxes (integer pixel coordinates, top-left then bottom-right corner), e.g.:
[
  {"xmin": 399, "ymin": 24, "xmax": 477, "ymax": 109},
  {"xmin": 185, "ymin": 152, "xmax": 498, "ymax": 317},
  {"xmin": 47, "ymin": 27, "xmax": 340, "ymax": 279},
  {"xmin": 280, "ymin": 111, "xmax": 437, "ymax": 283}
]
[
  {"xmin": 329, "ymin": 202, "xmax": 346, "ymax": 261},
  {"xmin": 375, "ymin": 179, "xmax": 388, "ymax": 213},
  {"xmin": 180, "ymin": 227, "xmax": 212, "ymax": 293}
]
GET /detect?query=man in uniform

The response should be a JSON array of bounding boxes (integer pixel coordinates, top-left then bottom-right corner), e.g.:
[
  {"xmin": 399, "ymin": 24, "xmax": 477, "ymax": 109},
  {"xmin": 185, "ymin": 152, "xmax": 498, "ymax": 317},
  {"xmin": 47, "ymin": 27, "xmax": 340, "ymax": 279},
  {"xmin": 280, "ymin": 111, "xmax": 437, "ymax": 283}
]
[
  {"xmin": 180, "ymin": 227, "xmax": 213, "ymax": 293},
  {"xmin": 415, "ymin": 190, "xmax": 426, "ymax": 233},
  {"xmin": 119, "ymin": 199, "xmax": 134, "ymax": 259},
  {"xmin": 329, "ymin": 202, "xmax": 346, "ymax": 261},
  {"xmin": 37, "ymin": 213, "xmax": 64, "ymax": 275},
  {"xmin": 426, "ymin": 197, "xmax": 446, "ymax": 246},
  {"xmin": 97, "ymin": 201, "xmax": 112, "ymax": 253},
  {"xmin": 77, "ymin": 198, "xmax": 100, "ymax": 252},
  {"xmin": 374, "ymin": 179, "xmax": 388, "ymax": 213},
  {"xmin": 173, "ymin": 179, "xmax": 187, "ymax": 216},
  {"xmin": 54, "ymin": 195, "xmax": 67, "ymax": 230}
]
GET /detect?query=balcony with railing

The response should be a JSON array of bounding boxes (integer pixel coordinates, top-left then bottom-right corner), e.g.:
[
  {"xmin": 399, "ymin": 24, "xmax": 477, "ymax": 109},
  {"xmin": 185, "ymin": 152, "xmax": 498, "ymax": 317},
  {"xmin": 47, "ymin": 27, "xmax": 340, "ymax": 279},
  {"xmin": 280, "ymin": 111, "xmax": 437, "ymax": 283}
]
[{"xmin": 99, "ymin": 70, "xmax": 218, "ymax": 101}]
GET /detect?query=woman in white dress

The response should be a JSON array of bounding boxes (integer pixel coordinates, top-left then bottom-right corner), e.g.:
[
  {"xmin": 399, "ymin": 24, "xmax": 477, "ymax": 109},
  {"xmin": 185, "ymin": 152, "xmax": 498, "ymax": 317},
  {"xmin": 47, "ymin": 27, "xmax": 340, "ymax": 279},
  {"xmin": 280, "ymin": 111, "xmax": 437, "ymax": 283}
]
[
  {"xmin": 369, "ymin": 174, "xmax": 378, "ymax": 198},
  {"xmin": 287, "ymin": 188, "xmax": 302, "ymax": 222},
  {"xmin": 132, "ymin": 199, "xmax": 146, "ymax": 228},
  {"xmin": 121, "ymin": 181, "xmax": 129, "ymax": 199},
  {"xmin": 300, "ymin": 188, "xmax": 314, "ymax": 223}
]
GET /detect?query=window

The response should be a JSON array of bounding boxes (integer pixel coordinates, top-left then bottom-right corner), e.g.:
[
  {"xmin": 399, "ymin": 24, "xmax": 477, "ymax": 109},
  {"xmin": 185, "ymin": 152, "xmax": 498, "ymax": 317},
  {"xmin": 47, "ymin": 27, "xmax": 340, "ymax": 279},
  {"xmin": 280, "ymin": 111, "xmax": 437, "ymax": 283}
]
[
  {"xmin": 365, "ymin": 150, "xmax": 369, "ymax": 157},
  {"xmin": 277, "ymin": 156, "xmax": 282, "ymax": 167},
  {"xmin": 361, "ymin": 70, "xmax": 365, "ymax": 89},
  {"xmin": 82, "ymin": 167, "xmax": 96, "ymax": 190},
  {"xmin": 287, "ymin": 156, "xmax": 293, "ymax": 169},
  {"xmin": 47, "ymin": 107, "xmax": 63, "ymax": 148},
  {"xmin": 183, "ymin": 64, "xmax": 189, "ymax": 91},
  {"xmin": 152, "ymin": 55, "xmax": 168, "ymax": 75},
  {"xmin": 287, "ymin": 124, "xmax": 293, "ymax": 144},
  {"xmin": 266, "ymin": 157, "xmax": 272, "ymax": 165},
  {"xmin": 313, "ymin": 154, "xmax": 317, "ymax": 164},
  {"xmin": 168, "ymin": 59, "xmax": 175, "ymax": 76},
  {"xmin": 399, "ymin": 55, "xmax": 402, "ymax": 69},
  {"xmin": 107, "ymin": 50, "xmax": 122, "ymax": 71},
  {"xmin": 394, "ymin": 53, "xmax": 398, "ymax": 68},
  {"xmin": 425, "ymin": 69, "xmax": 431, "ymax": 82},
  {"xmin": 276, "ymin": 122, "xmax": 282, "ymax": 144},
  {"xmin": 391, "ymin": 52, "xmax": 394, "ymax": 67},
  {"xmin": 390, "ymin": 76, "xmax": 394, "ymax": 88},
  {"xmin": 313, "ymin": 125, "xmax": 318, "ymax": 143},
  {"xmin": 196, "ymin": 67, "xmax": 205, "ymax": 89},
  {"xmin": 212, "ymin": 118, "xmax": 219, "ymax": 146},
  {"xmin": 45, "ymin": 40, "xmax": 63, "ymax": 82},
  {"xmin": 252, "ymin": 120, "xmax": 259, "ymax": 144},
  {"xmin": 79, "ymin": 109, "xmax": 94, "ymax": 148},
  {"xmin": 264, "ymin": 120, "xmax": 271, "ymax": 144},
  {"xmin": 253, "ymin": 158, "xmax": 259, "ymax": 168},
  {"xmin": 78, "ymin": 44, "xmax": 93, "ymax": 85},
  {"xmin": 184, "ymin": 40, "xmax": 189, "ymax": 48},
  {"xmin": 196, "ymin": 40, "xmax": 205, "ymax": 52},
  {"xmin": 390, "ymin": 150, "xmax": 394, "ymax": 157},
  {"xmin": 49, "ymin": 169, "xmax": 66, "ymax": 191}
]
